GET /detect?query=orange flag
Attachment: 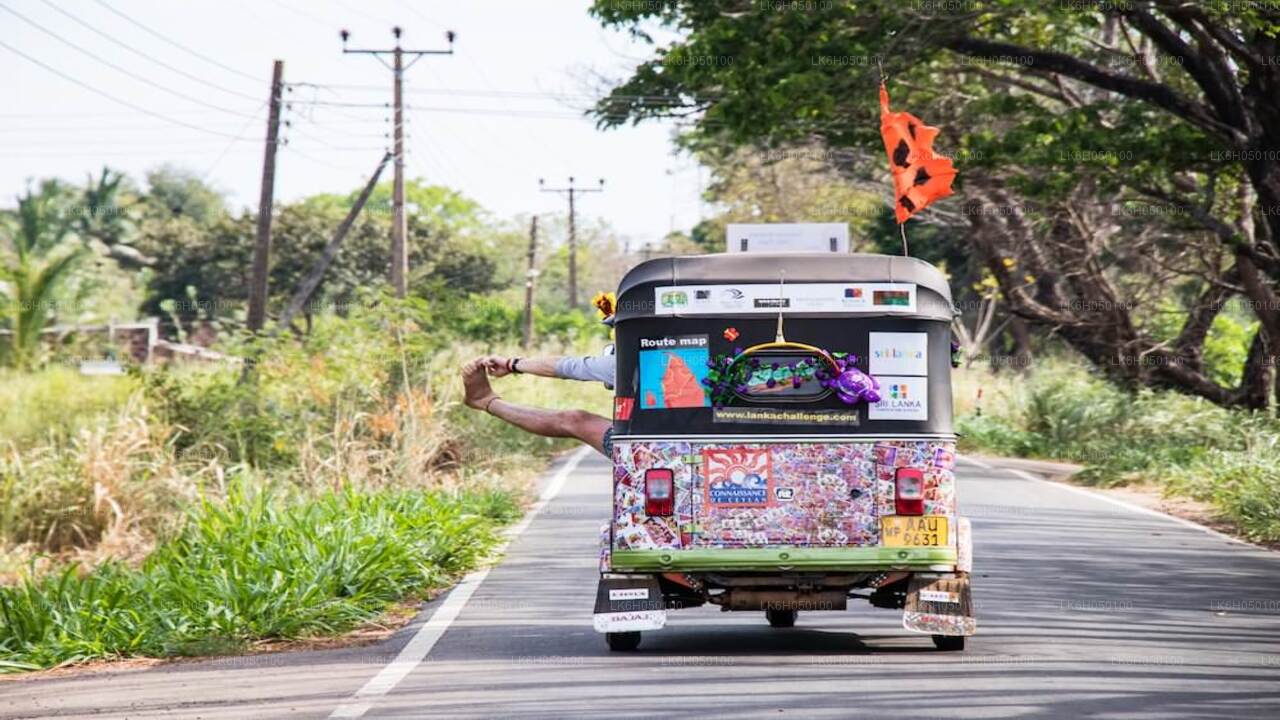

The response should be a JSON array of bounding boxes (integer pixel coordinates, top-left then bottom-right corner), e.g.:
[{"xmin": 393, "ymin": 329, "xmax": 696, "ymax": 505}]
[{"xmin": 880, "ymin": 84, "xmax": 956, "ymax": 223}]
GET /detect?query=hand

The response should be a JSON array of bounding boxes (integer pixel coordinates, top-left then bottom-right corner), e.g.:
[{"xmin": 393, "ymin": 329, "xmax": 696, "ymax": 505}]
[{"xmin": 481, "ymin": 355, "xmax": 513, "ymax": 377}]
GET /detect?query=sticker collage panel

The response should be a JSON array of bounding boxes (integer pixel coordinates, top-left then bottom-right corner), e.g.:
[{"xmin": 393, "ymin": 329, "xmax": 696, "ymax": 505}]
[{"xmin": 612, "ymin": 440, "xmax": 957, "ymax": 553}]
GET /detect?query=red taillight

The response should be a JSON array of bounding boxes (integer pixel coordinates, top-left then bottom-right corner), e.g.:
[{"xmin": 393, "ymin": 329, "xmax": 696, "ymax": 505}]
[
  {"xmin": 644, "ymin": 468, "xmax": 674, "ymax": 516},
  {"xmin": 894, "ymin": 468, "xmax": 924, "ymax": 516}
]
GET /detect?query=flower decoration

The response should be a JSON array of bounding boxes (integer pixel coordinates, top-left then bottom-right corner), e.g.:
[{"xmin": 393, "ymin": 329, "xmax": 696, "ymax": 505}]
[
  {"xmin": 591, "ymin": 291, "xmax": 616, "ymax": 321},
  {"xmin": 702, "ymin": 346, "xmax": 882, "ymax": 408},
  {"xmin": 703, "ymin": 349, "xmax": 820, "ymax": 407}
]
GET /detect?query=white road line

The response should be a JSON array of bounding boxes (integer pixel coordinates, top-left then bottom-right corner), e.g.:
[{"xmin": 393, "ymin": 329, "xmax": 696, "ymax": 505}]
[
  {"xmin": 329, "ymin": 446, "xmax": 592, "ymax": 719},
  {"xmin": 959, "ymin": 454, "xmax": 1261, "ymax": 550}
]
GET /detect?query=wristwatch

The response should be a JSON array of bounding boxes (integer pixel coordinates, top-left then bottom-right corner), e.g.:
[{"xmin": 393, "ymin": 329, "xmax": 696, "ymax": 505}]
[{"xmin": 510, "ymin": 357, "xmax": 522, "ymax": 374}]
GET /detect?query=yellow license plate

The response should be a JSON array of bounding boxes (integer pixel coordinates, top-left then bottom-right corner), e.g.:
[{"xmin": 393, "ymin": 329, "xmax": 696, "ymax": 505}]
[{"xmin": 881, "ymin": 516, "xmax": 949, "ymax": 547}]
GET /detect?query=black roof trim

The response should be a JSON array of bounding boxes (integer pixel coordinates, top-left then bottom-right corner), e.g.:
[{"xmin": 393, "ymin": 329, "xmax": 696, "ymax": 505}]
[{"xmin": 615, "ymin": 253, "xmax": 954, "ymax": 321}]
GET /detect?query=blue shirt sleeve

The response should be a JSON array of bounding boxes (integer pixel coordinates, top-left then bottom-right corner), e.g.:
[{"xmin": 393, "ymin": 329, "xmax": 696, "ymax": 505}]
[{"xmin": 554, "ymin": 345, "xmax": 616, "ymax": 389}]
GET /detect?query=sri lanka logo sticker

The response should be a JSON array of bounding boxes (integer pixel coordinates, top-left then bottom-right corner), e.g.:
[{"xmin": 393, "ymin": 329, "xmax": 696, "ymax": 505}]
[
  {"xmin": 868, "ymin": 376, "xmax": 928, "ymax": 421},
  {"xmin": 661, "ymin": 291, "xmax": 688, "ymax": 308}
]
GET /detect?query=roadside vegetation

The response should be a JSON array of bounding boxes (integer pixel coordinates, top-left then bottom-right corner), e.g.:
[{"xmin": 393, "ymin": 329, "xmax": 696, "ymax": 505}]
[
  {"xmin": 0, "ymin": 485, "xmax": 519, "ymax": 672},
  {"xmin": 0, "ymin": 300, "xmax": 610, "ymax": 671},
  {"xmin": 956, "ymin": 361, "xmax": 1280, "ymax": 544},
  {"xmin": 1, "ymin": 169, "xmax": 614, "ymax": 672}
]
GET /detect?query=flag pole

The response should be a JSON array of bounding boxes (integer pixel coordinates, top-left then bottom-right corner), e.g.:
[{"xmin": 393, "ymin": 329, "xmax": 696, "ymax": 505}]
[{"xmin": 900, "ymin": 222, "xmax": 909, "ymax": 257}]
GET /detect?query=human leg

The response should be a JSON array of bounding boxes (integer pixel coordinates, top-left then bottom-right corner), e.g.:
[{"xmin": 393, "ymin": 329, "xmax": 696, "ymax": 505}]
[{"xmin": 461, "ymin": 359, "xmax": 613, "ymax": 455}]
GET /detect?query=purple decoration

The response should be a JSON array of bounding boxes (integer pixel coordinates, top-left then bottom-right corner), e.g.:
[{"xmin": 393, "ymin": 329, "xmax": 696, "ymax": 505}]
[
  {"xmin": 818, "ymin": 353, "xmax": 881, "ymax": 405},
  {"xmin": 831, "ymin": 367, "xmax": 881, "ymax": 404}
]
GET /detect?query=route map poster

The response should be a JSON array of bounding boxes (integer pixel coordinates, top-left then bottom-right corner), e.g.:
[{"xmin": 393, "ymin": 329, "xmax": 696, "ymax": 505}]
[{"xmin": 638, "ymin": 334, "xmax": 711, "ymax": 409}]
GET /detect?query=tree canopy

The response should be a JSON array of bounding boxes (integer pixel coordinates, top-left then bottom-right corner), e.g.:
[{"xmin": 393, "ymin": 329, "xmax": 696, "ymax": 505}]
[{"xmin": 590, "ymin": 0, "xmax": 1280, "ymax": 407}]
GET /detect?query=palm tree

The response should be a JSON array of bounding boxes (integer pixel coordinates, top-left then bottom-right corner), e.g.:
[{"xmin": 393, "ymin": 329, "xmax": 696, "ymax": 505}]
[
  {"xmin": 0, "ymin": 186, "xmax": 85, "ymax": 369},
  {"xmin": 77, "ymin": 167, "xmax": 152, "ymax": 268}
]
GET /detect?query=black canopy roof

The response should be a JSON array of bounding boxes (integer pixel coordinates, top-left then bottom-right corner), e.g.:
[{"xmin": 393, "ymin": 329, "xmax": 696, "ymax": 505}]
[{"xmin": 615, "ymin": 253, "xmax": 954, "ymax": 322}]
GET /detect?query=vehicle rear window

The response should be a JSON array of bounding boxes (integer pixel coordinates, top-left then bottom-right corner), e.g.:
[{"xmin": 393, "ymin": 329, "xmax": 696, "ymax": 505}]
[{"xmin": 734, "ymin": 349, "xmax": 832, "ymax": 403}]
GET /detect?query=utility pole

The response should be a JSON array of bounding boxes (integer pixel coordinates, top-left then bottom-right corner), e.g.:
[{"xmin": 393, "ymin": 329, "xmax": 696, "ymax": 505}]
[
  {"xmin": 539, "ymin": 176, "xmax": 604, "ymax": 308},
  {"xmin": 341, "ymin": 26, "xmax": 454, "ymax": 298},
  {"xmin": 276, "ymin": 152, "xmax": 393, "ymax": 335},
  {"xmin": 247, "ymin": 59, "xmax": 284, "ymax": 333},
  {"xmin": 522, "ymin": 216, "xmax": 539, "ymax": 349}
]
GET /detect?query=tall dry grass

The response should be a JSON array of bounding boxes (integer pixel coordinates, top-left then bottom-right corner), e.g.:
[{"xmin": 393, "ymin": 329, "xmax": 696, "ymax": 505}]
[{"xmin": 1, "ymin": 323, "xmax": 610, "ymax": 578}]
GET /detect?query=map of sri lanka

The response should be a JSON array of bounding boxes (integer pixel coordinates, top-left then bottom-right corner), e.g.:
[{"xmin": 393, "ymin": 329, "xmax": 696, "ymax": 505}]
[{"xmin": 659, "ymin": 351, "xmax": 705, "ymax": 408}]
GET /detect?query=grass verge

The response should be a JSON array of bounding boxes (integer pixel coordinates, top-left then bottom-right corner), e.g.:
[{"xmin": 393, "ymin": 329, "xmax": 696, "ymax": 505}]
[
  {"xmin": 956, "ymin": 361, "xmax": 1280, "ymax": 543},
  {"xmin": 0, "ymin": 484, "xmax": 519, "ymax": 672}
]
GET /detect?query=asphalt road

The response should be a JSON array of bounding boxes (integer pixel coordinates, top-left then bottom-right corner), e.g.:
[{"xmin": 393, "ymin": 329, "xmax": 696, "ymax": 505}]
[{"xmin": 4, "ymin": 450, "xmax": 1280, "ymax": 719}]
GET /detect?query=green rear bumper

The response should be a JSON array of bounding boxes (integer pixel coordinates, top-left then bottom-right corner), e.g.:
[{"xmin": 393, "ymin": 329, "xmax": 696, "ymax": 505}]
[{"xmin": 611, "ymin": 546, "xmax": 957, "ymax": 572}]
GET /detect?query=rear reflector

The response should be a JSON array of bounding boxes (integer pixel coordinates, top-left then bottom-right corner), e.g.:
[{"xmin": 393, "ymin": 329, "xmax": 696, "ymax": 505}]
[
  {"xmin": 645, "ymin": 468, "xmax": 674, "ymax": 516},
  {"xmin": 895, "ymin": 467, "xmax": 924, "ymax": 516}
]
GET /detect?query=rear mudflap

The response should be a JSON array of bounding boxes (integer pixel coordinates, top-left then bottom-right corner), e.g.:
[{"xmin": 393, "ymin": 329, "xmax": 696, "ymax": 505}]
[
  {"xmin": 593, "ymin": 574, "xmax": 666, "ymax": 634},
  {"xmin": 903, "ymin": 574, "xmax": 976, "ymax": 636}
]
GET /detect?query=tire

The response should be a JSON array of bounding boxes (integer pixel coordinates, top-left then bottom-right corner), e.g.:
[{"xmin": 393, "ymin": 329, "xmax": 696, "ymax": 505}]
[
  {"xmin": 766, "ymin": 609, "xmax": 797, "ymax": 628},
  {"xmin": 932, "ymin": 634, "xmax": 966, "ymax": 651},
  {"xmin": 606, "ymin": 631, "xmax": 642, "ymax": 651}
]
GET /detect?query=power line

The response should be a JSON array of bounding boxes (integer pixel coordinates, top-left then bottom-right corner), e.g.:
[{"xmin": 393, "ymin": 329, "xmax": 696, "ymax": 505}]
[
  {"xmin": 0, "ymin": 110, "xmax": 250, "ymax": 120},
  {"xmin": 287, "ymin": 81, "xmax": 710, "ymax": 103},
  {"xmin": 284, "ymin": 98, "xmax": 392, "ymax": 109},
  {"xmin": 36, "ymin": 0, "xmax": 263, "ymax": 103},
  {"xmin": 282, "ymin": 144, "xmax": 374, "ymax": 173},
  {"xmin": 0, "ymin": 3, "xmax": 259, "ymax": 119},
  {"xmin": 92, "ymin": 0, "xmax": 263, "ymax": 83},
  {"xmin": 0, "ymin": 137, "xmax": 259, "ymax": 148},
  {"xmin": 200, "ymin": 101, "xmax": 269, "ymax": 181},
  {"xmin": 0, "ymin": 146, "xmax": 264, "ymax": 159},
  {"xmin": 0, "ymin": 39, "xmax": 248, "ymax": 139},
  {"xmin": 288, "ymin": 99, "xmax": 586, "ymax": 119},
  {"xmin": 413, "ymin": 105, "xmax": 584, "ymax": 119},
  {"xmin": 458, "ymin": 52, "xmax": 567, "ymax": 176},
  {"xmin": 282, "ymin": 120, "xmax": 386, "ymax": 152},
  {"xmin": 285, "ymin": 84, "xmax": 393, "ymax": 124}
]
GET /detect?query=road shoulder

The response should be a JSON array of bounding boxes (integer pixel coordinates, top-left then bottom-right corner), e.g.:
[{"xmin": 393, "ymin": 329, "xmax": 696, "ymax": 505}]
[{"xmin": 964, "ymin": 453, "xmax": 1278, "ymax": 552}]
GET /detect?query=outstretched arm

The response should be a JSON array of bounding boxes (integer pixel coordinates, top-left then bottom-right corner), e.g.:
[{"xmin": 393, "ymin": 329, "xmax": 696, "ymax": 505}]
[
  {"xmin": 481, "ymin": 353, "xmax": 615, "ymax": 389},
  {"xmin": 480, "ymin": 355, "xmax": 562, "ymax": 379}
]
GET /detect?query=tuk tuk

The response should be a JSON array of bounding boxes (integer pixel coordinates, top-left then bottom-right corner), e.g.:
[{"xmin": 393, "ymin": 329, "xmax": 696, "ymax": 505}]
[{"xmin": 593, "ymin": 252, "xmax": 975, "ymax": 651}]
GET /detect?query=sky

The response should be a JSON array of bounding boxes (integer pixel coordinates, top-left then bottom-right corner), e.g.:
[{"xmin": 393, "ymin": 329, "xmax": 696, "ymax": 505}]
[{"xmin": 0, "ymin": 0, "xmax": 706, "ymax": 247}]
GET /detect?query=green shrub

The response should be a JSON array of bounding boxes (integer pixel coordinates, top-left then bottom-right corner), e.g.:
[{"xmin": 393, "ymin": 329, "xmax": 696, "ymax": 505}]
[
  {"xmin": 958, "ymin": 361, "xmax": 1280, "ymax": 541},
  {"xmin": 0, "ymin": 484, "xmax": 516, "ymax": 671},
  {"xmin": 955, "ymin": 414, "xmax": 1040, "ymax": 457},
  {"xmin": 142, "ymin": 366, "xmax": 294, "ymax": 469},
  {"xmin": 1165, "ymin": 452, "xmax": 1280, "ymax": 542}
]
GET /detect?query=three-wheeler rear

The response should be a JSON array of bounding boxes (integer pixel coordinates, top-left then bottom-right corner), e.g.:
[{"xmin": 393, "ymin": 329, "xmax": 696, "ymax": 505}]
[{"xmin": 593, "ymin": 253, "xmax": 975, "ymax": 651}]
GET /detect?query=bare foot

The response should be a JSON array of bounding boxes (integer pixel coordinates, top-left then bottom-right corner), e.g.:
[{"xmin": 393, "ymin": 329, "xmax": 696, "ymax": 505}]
[{"xmin": 461, "ymin": 359, "xmax": 499, "ymax": 410}]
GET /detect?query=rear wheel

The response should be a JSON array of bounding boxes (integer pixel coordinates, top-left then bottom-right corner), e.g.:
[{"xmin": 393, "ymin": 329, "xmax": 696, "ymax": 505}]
[
  {"xmin": 606, "ymin": 631, "xmax": 642, "ymax": 651},
  {"xmin": 932, "ymin": 634, "xmax": 965, "ymax": 651},
  {"xmin": 766, "ymin": 609, "xmax": 797, "ymax": 628}
]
